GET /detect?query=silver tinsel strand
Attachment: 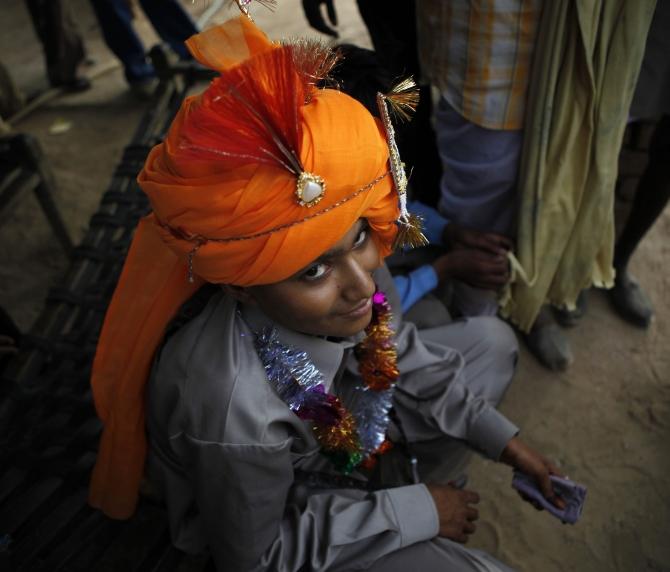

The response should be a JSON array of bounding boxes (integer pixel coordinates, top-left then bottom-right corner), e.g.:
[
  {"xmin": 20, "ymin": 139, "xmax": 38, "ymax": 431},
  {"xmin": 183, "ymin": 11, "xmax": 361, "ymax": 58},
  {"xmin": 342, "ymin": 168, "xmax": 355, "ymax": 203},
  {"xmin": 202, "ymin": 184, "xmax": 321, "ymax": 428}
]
[{"xmin": 252, "ymin": 327, "xmax": 395, "ymax": 458}]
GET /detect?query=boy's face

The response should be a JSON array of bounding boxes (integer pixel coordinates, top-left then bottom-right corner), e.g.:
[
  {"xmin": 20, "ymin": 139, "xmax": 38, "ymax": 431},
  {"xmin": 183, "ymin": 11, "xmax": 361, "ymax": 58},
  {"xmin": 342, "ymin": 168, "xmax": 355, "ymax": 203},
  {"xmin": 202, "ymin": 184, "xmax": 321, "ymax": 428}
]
[{"xmin": 246, "ymin": 219, "xmax": 380, "ymax": 337}]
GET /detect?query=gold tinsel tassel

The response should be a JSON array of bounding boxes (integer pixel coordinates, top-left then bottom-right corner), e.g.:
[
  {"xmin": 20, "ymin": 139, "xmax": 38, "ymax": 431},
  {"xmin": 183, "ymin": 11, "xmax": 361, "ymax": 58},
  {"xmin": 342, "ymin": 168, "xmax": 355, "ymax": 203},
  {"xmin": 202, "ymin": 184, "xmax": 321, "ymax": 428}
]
[
  {"xmin": 383, "ymin": 77, "xmax": 420, "ymax": 123},
  {"xmin": 393, "ymin": 213, "xmax": 428, "ymax": 250},
  {"xmin": 377, "ymin": 79, "xmax": 429, "ymax": 251}
]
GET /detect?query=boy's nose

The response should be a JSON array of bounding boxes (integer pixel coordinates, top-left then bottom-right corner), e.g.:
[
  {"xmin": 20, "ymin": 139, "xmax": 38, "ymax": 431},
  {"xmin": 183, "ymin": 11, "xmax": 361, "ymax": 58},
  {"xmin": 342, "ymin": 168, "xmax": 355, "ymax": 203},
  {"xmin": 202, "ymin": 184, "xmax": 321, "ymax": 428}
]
[{"xmin": 341, "ymin": 258, "xmax": 376, "ymax": 303}]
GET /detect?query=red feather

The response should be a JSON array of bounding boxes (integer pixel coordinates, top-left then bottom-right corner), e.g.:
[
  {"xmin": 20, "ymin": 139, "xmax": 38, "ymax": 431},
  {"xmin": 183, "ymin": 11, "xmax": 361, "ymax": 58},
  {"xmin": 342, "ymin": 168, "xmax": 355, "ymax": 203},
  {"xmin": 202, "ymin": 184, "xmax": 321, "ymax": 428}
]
[{"xmin": 179, "ymin": 45, "xmax": 306, "ymax": 174}]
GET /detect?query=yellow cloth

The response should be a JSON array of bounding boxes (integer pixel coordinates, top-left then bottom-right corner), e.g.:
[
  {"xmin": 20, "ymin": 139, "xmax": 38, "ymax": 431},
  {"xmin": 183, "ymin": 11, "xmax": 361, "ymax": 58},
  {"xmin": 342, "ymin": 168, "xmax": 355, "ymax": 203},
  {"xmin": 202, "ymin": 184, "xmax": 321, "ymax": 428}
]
[{"xmin": 501, "ymin": 0, "xmax": 657, "ymax": 331}]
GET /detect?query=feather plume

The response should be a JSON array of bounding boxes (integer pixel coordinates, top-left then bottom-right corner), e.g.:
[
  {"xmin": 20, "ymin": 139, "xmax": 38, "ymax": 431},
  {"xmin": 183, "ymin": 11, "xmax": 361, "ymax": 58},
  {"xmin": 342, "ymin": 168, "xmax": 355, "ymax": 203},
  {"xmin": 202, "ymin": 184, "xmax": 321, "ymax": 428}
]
[
  {"xmin": 393, "ymin": 214, "xmax": 429, "ymax": 250},
  {"xmin": 179, "ymin": 45, "xmax": 305, "ymax": 175},
  {"xmin": 384, "ymin": 77, "xmax": 420, "ymax": 123},
  {"xmin": 286, "ymin": 39, "xmax": 342, "ymax": 99}
]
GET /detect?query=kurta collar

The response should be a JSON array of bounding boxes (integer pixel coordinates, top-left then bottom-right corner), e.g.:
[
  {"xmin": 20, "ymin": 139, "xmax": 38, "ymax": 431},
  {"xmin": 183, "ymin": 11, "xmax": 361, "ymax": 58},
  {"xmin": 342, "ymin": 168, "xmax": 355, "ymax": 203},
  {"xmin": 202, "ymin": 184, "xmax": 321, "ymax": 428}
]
[{"xmin": 240, "ymin": 303, "xmax": 356, "ymax": 388}]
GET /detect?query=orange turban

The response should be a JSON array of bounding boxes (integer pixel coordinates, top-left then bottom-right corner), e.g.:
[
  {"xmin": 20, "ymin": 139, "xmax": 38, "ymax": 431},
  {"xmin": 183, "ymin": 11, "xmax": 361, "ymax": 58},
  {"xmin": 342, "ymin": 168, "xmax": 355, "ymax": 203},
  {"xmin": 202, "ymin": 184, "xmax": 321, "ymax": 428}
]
[{"xmin": 89, "ymin": 17, "xmax": 399, "ymax": 519}]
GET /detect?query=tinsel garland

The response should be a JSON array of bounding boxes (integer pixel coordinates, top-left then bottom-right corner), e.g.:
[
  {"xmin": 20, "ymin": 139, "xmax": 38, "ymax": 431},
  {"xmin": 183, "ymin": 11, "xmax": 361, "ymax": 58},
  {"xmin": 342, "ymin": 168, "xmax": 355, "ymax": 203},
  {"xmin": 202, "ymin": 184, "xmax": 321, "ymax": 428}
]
[{"xmin": 253, "ymin": 290, "xmax": 399, "ymax": 473}]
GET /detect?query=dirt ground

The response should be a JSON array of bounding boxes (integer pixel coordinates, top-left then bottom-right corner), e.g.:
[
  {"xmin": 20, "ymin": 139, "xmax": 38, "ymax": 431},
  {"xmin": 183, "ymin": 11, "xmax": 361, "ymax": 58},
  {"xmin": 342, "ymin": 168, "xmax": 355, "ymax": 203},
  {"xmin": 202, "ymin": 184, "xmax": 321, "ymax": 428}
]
[{"xmin": 1, "ymin": 1, "xmax": 668, "ymax": 571}]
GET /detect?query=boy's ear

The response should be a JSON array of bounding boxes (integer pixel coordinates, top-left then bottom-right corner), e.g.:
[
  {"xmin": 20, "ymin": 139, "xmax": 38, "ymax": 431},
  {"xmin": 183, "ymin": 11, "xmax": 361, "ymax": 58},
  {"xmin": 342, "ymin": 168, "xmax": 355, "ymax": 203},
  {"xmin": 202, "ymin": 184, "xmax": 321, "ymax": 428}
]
[{"xmin": 221, "ymin": 284, "xmax": 256, "ymax": 305}]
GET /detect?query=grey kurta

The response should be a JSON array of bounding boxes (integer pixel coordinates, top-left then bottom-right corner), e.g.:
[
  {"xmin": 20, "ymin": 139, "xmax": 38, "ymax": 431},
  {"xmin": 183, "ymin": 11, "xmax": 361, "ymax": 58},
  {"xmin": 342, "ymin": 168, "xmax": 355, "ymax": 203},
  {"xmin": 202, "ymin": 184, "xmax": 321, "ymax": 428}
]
[{"xmin": 145, "ymin": 267, "xmax": 518, "ymax": 571}]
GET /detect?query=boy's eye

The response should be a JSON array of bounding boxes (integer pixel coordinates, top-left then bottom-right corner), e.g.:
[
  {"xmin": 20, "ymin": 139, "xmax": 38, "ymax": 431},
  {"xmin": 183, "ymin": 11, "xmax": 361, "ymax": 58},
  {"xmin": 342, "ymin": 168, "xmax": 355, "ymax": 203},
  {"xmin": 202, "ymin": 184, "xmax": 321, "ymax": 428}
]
[
  {"xmin": 302, "ymin": 262, "xmax": 329, "ymax": 281},
  {"xmin": 353, "ymin": 228, "xmax": 368, "ymax": 248}
]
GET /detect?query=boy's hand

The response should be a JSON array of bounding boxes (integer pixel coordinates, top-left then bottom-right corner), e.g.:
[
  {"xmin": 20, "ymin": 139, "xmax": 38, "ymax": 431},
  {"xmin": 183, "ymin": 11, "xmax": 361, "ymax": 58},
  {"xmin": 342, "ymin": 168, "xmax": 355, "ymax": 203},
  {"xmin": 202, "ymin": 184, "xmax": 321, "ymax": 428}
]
[
  {"xmin": 432, "ymin": 249, "xmax": 510, "ymax": 290},
  {"xmin": 500, "ymin": 437, "xmax": 566, "ymax": 510},
  {"xmin": 443, "ymin": 223, "xmax": 513, "ymax": 256},
  {"xmin": 301, "ymin": 0, "xmax": 339, "ymax": 37},
  {"xmin": 426, "ymin": 484, "xmax": 480, "ymax": 543}
]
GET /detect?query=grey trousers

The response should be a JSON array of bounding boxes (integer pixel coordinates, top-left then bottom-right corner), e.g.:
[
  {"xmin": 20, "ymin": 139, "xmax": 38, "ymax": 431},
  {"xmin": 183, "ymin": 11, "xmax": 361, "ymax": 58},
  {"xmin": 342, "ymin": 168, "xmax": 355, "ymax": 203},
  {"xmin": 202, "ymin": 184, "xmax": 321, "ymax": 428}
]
[
  {"xmin": 436, "ymin": 97, "xmax": 522, "ymax": 317},
  {"xmin": 366, "ymin": 538, "xmax": 515, "ymax": 572},
  {"xmin": 413, "ymin": 315, "xmax": 518, "ymax": 483}
]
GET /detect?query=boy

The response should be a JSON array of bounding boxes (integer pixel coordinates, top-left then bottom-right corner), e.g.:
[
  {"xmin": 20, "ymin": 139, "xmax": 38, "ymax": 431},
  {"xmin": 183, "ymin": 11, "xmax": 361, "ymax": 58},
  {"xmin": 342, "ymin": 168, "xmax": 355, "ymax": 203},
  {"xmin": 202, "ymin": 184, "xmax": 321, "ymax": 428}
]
[{"xmin": 88, "ymin": 17, "xmax": 562, "ymax": 572}]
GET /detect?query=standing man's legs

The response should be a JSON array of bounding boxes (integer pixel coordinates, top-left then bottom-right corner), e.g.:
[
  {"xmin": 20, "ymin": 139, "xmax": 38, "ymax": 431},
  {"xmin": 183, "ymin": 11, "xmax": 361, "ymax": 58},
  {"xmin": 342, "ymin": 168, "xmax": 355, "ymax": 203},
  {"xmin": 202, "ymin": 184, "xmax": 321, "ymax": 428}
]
[
  {"xmin": 138, "ymin": 0, "xmax": 198, "ymax": 60},
  {"xmin": 25, "ymin": 0, "xmax": 88, "ymax": 89},
  {"xmin": 610, "ymin": 115, "xmax": 670, "ymax": 326},
  {"xmin": 435, "ymin": 97, "xmax": 520, "ymax": 316},
  {"xmin": 436, "ymin": 97, "xmax": 520, "ymax": 237},
  {"xmin": 0, "ymin": 61, "xmax": 24, "ymax": 118},
  {"xmin": 89, "ymin": 0, "xmax": 154, "ymax": 85},
  {"xmin": 435, "ymin": 96, "xmax": 572, "ymax": 370}
]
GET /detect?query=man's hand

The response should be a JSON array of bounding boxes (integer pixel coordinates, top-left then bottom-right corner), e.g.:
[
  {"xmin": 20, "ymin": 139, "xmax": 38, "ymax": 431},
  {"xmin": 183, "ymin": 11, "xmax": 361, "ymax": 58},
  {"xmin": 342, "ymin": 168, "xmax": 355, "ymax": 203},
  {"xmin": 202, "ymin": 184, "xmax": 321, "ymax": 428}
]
[
  {"xmin": 426, "ymin": 484, "xmax": 480, "ymax": 543},
  {"xmin": 301, "ymin": 0, "xmax": 339, "ymax": 37},
  {"xmin": 500, "ymin": 437, "xmax": 565, "ymax": 510},
  {"xmin": 432, "ymin": 249, "xmax": 510, "ymax": 290},
  {"xmin": 443, "ymin": 223, "xmax": 513, "ymax": 256}
]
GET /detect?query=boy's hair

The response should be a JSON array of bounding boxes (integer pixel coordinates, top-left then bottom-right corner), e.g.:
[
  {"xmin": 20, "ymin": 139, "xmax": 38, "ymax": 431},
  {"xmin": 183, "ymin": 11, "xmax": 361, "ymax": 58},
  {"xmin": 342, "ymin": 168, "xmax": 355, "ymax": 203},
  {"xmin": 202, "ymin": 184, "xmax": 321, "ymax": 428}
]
[
  {"xmin": 332, "ymin": 44, "xmax": 423, "ymax": 204},
  {"xmin": 330, "ymin": 44, "xmax": 395, "ymax": 118}
]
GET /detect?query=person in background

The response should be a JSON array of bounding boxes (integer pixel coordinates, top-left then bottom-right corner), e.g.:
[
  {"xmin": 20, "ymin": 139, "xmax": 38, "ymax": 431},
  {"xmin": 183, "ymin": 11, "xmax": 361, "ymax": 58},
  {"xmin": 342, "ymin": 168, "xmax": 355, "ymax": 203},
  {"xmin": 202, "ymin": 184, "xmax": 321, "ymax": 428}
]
[
  {"xmin": 0, "ymin": 61, "xmax": 25, "ymax": 120},
  {"xmin": 301, "ymin": 0, "xmax": 442, "ymax": 206},
  {"xmin": 414, "ymin": 0, "xmax": 569, "ymax": 367},
  {"xmin": 0, "ymin": 306, "xmax": 20, "ymax": 374},
  {"xmin": 332, "ymin": 44, "xmax": 512, "ymax": 319},
  {"xmin": 25, "ymin": 0, "xmax": 91, "ymax": 92},
  {"xmin": 418, "ymin": 1, "xmax": 655, "ymax": 370},
  {"xmin": 609, "ymin": 2, "xmax": 670, "ymax": 328},
  {"xmin": 88, "ymin": 0, "xmax": 198, "ymax": 98}
]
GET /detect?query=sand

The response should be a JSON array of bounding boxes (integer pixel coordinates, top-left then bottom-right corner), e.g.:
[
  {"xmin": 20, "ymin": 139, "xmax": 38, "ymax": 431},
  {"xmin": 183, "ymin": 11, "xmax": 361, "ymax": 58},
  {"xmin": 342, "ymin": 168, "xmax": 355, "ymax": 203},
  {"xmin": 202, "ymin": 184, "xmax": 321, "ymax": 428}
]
[{"xmin": 0, "ymin": 1, "xmax": 668, "ymax": 570}]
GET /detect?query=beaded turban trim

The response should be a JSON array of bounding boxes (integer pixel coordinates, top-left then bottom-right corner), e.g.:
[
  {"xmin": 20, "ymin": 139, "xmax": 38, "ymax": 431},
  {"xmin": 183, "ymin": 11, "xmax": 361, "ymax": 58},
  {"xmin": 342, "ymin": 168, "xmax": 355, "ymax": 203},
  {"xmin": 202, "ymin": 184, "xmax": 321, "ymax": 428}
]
[{"xmin": 161, "ymin": 171, "xmax": 390, "ymax": 282}]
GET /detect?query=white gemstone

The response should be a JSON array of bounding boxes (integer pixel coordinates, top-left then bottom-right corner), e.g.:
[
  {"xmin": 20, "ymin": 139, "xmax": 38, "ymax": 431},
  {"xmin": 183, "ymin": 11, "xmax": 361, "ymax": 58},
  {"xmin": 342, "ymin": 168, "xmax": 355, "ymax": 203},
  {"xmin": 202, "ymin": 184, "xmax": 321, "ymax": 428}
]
[{"xmin": 302, "ymin": 180, "xmax": 323, "ymax": 203}]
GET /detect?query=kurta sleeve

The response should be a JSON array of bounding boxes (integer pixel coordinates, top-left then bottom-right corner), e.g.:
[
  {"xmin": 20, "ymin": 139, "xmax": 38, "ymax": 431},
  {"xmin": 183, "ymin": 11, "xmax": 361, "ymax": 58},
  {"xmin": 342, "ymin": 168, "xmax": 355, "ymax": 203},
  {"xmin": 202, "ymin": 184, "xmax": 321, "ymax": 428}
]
[
  {"xmin": 177, "ymin": 432, "xmax": 439, "ymax": 572},
  {"xmin": 392, "ymin": 321, "xmax": 518, "ymax": 461},
  {"xmin": 371, "ymin": 264, "xmax": 518, "ymax": 461}
]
